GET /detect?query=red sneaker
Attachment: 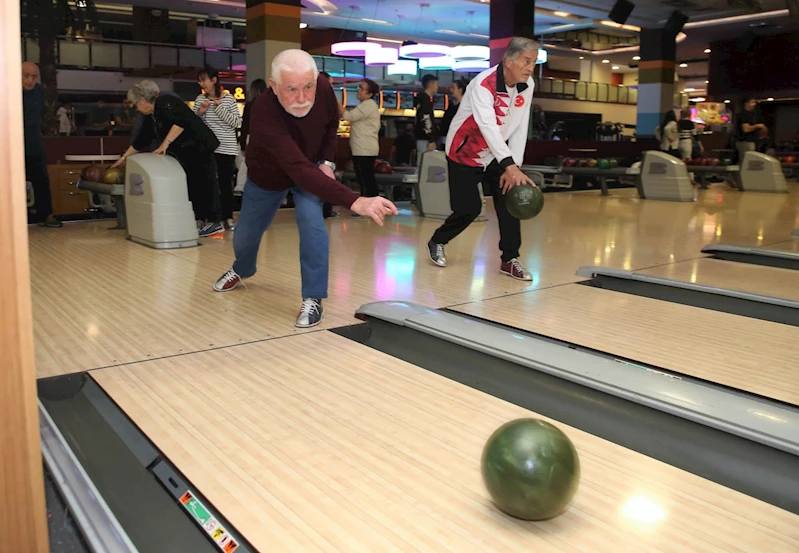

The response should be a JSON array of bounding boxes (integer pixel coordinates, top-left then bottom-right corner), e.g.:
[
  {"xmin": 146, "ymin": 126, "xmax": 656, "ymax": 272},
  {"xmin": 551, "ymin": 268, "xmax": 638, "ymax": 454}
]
[
  {"xmin": 500, "ymin": 258, "xmax": 532, "ymax": 281},
  {"xmin": 213, "ymin": 269, "xmax": 243, "ymax": 292}
]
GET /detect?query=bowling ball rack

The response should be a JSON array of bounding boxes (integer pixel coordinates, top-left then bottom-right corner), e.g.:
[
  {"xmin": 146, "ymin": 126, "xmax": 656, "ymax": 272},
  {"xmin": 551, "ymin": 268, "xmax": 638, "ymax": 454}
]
[
  {"xmin": 76, "ymin": 179, "xmax": 127, "ymax": 230},
  {"xmin": 523, "ymin": 165, "xmax": 640, "ymax": 196},
  {"xmin": 683, "ymin": 163, "xmax": 740, "ymax": 189}
]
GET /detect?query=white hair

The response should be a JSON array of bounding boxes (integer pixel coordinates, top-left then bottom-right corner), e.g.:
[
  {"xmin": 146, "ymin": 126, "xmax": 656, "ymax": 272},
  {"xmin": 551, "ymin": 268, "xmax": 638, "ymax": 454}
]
[
  {"xmin": 502, "ymin": 37, "xmax": 539, "ymax": 63},
  {"xmin": 271, "ymin": 49, "xmax": 319, "ymax": 84},
  {"xmin": 128, "ymin": 80, "xmax": 160, "ymax": 104}
]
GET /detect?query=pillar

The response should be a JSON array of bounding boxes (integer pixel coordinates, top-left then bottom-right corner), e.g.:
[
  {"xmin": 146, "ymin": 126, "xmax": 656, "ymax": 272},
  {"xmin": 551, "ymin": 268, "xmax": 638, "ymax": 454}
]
[
  {"xmin": 636, "ymin": 28, "xmax": 677, "ymax": 137},
  {"xmin": 245, "ymin": 0, "xmax": 301, "ymax": 87},
  {"xmin": 1, "ymin": 0, "xmax": 49, "ymax": 547},
  {"xmin": 489, "ymin": 0, "xmax": 534, "ymax": 66}
]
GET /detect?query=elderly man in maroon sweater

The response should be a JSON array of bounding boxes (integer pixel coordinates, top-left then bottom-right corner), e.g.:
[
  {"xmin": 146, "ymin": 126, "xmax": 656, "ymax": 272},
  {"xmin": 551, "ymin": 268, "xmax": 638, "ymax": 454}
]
[{"xmin": 214, "ymin": 49, "xmax": 397, "ymax": 327}]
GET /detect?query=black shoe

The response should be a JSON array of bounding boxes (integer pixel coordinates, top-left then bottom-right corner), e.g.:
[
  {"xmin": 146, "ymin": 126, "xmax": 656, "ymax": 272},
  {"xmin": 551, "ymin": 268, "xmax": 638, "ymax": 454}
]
[
  {"xmin": 295, "ymin": 298, "xmax": 323, "ymax": 328},
  {"xmin": 427, "ymin": 240, "xmax": 446, "ymax": 267},
  {"xmin": 199, "ymin": 221, "xmax": 225, "ymax": 237},
  {"xmin": 40, "ymin": 215, "xmax": 63, "ymax": 228}
]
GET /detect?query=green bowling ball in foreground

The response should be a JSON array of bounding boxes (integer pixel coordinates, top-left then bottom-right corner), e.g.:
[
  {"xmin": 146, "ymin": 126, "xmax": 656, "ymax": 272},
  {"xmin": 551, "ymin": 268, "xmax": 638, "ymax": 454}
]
[
  {"xmin": 481, "ymin": 418, "xmax": 581, "ymax": 521},
  {"xmin": 505, "ymin": 184, "xmax": 544, "ymax": 220}
]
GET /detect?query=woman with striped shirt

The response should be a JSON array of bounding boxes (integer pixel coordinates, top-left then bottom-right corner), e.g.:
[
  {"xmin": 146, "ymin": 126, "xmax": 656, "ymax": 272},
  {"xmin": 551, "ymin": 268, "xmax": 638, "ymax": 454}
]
[{"xmin": 195, "ymin": 66, "xmax": 242, "ymax": 230}]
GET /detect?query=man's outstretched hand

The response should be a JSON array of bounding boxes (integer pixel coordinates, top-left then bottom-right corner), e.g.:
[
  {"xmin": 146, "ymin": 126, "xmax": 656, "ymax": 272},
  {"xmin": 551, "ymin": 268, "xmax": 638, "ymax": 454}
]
[
  {"xmin": 500, "ymin": 164, "xmax": 536, "ymax": 194},
  {"xmin": 350, "ymin": 196, "xmax": 399, "ymax": 226}
]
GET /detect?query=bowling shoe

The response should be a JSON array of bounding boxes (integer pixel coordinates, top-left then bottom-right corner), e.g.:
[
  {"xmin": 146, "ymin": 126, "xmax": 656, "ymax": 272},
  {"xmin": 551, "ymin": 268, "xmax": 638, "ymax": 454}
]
[
  {"xmin": 427, "ymin": 240, "xmax": 447, "ymax": 267},
  {"xmin": 296, "ymin": 298, "xmax": 323, "ymax": 328},
  {"xmin": 501, "ymin": 258, "xmax": 532, "ymax": 281},
  {"xmin": 213, "ymin": 269, "xmax": 243, "ymax": 292}
]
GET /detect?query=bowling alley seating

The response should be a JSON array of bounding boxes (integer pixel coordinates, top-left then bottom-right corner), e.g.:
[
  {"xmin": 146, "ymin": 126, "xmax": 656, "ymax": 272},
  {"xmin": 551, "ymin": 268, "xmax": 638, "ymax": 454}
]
[{"xmin": 124, "ymin": 154, "xmax": 199, "ymax": 249}]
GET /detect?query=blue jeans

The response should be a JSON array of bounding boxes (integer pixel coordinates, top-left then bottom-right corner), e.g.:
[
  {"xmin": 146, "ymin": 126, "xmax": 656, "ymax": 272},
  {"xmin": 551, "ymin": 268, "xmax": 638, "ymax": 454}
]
[{"xmin": 232, "ymin": 179, "xmax": 329, "ymax": 299}]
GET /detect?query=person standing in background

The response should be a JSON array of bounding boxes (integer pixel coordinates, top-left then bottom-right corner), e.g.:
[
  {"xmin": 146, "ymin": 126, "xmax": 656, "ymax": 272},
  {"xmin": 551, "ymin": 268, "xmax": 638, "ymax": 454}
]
[
  {"xmin": 340, "ymin": 79, "xmax": 381, "ymax": 216},
  {"xmin": 438, "ymin": 79, "xmax": 468, "ymax": 149},
  {"xmin": 677, "ymin": 108, "xmax": 700, "ymax": 186},
  {"xmin": 57, "ymin": 102, "xmax": 74, "ymax": 136},
  {"xmin": 22, "ymin": 61, "xmax": 61, "ymax": 228},
  {"xmin": 195, "ymin": 66, "xmax": 242, "ymax": 231},
  {"xmin": 237, "ymin": 78, "xmax": 268, "ymax": 194},
  {"xmin": 735, "ymin": 97, "xmax": 768, "ymax": 161},
  {"xmin": 414, "ymin": 74, "xmax": 439, "ymax": 166},
  {"xmin": 239, "ymin": 79, "xmax": 267, "ymax": 154},
  {"xmin": 654, "ymin": 110, "xmax": 679, "ymax": 157}
]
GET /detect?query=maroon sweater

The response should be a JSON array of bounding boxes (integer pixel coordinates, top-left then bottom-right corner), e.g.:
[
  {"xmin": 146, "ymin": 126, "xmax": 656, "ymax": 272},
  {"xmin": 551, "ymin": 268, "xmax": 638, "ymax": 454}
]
[{"xmin": 245, "ymin": 75, "xmax": 360, "ymax": 208}]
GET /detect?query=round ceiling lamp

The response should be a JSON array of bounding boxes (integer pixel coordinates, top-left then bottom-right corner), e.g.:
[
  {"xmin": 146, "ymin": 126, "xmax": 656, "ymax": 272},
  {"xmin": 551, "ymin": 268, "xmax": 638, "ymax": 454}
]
[
  {"xmin": 331, "ymin": 41, "xmax": 381, "ymax": 57},
  {"xmin": 386, "ymin": 60, "xmax": 418, "ymax": 76},
  {"xmin": 399, "ymin": 43, "xmax": 451, "ymax": 59},
  {"xmin": 365, "ymin": 47, "xmax": 399, "ymax": 66},
  {"xmin": 451, "ymin": 45, "xmax": 489, "ymax": 61},
  {"xmin": 419, "ymin": 56, "xmax": 455, "ymax": 70},
  {"xmin": 454, "ymin": 59, "xmax": 490, "ymax": 72}
]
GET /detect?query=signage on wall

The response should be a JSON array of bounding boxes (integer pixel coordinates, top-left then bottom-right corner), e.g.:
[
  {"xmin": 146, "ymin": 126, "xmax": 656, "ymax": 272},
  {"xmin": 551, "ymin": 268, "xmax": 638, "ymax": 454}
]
[
  {"xmin": 173, "ymin": 81, "xmax": 247, "ymax": 102},
  {"xmin": 536, "ymin": 49, "xmax": 548, "ymax": 65}
]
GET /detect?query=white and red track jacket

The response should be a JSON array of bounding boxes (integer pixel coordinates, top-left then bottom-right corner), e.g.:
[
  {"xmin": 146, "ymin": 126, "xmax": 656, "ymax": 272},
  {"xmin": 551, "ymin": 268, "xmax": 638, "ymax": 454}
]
[{"xmin": 445, "ymin": 64, "xmax": 535, "ymax": 170}]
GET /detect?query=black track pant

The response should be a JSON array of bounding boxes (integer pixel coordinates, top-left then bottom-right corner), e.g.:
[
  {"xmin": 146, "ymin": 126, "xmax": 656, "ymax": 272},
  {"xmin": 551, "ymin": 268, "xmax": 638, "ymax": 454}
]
[{"xmin": 431, "ymin": 157, "xmax": 521, "ymax": 263}]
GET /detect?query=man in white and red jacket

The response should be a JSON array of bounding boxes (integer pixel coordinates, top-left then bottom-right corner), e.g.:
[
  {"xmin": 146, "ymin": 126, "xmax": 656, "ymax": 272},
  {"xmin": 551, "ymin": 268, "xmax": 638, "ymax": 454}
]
[{"xmin": 427, "ymin": 37, "xmax": 538, "ymax": 281}]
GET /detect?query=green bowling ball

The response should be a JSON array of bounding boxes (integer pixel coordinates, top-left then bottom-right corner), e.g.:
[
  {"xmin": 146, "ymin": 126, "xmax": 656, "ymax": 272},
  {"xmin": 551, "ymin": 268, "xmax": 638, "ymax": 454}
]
[
  {"xmin": 609, "ymin": 158, "xmax": 619, "ymax": 169},
  {"xmin": 505, "ymin": 184, "xmax": 544, "ymax": 220},
  {"xmin": 481, "ymin": 418, "xmax": 581, "ymax": 521},
  {"xmin": 596, "ymin": 158, "xmax": 611, "ymax": 170}
]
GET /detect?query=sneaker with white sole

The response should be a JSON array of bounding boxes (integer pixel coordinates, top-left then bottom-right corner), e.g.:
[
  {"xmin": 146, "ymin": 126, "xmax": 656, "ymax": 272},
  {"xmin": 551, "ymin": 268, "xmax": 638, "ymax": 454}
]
[
  {"xmin": 295, "ymin": 298, "xmax": 323, "ymax": 328},
  {"xmin": 199, "ymin": 221, "xmax": 225, "ymax": 237},
  {"xmin": 224, "ymin": 218, "xmax": 236, "ymax": 231},
  {"xmin": 500, "ymin": 258, "xmax": 532, "ymax": 281},
  {"xmin": 213, "ymin": 269, "xmax": 243, "ymax": 292}
]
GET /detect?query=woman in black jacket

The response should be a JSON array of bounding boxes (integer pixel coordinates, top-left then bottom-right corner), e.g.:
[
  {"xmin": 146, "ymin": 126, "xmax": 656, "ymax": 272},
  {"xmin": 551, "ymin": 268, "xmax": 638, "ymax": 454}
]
[
  {"xmin": 113, "ymin": 80, "xmax": 224, "ymax": 237},
  {"xmin": 438, "ymin": 79, "xmax": 468, "ymax": 146}
]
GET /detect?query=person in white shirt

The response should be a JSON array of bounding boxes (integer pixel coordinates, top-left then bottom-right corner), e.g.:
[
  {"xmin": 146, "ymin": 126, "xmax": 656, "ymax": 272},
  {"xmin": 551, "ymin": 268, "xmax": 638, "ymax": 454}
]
[
  {"xmin": 57, "ymin": 103, "xmax": 73, "ymax": 136},
  {"xmin": 427, "ymin": 37, "xmax": 538, "ymax": 281},
  {"xmin": 195, "ymin": 66, "xmax": 242, "ymax": 231},
  {"xmin": 340, "ymin": 79, "xmax": 381, "ymax": 207}
]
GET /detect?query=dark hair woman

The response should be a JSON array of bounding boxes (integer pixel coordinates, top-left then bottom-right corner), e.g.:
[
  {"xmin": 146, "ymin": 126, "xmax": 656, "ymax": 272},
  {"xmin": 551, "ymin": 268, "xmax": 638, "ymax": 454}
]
[{"xmin": 195, "ymin": 65, "xmax": 242, "ymax": 230}]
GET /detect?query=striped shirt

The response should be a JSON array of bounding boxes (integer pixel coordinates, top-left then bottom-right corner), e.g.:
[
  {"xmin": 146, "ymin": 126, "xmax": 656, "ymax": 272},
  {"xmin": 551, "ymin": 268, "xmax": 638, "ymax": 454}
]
[{"xmin": 193, "ymin": 91, "xmax": 242, "ymax": 156}]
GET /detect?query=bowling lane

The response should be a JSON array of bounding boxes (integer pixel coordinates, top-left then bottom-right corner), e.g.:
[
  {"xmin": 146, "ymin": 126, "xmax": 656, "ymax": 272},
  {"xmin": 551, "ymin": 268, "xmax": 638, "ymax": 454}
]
[
  {"xmin": 638, "ymin": 258, "xmax": 799, "ymax": 302},
  {"xmin": 91, "ymin": 332, "xmax": 799, "ymax": 553},
  {"xmin": 766, "ymin": 240, "xmax": 799, "ymax": 253},
  {"xmin": 452, "ymin": 284, "xmax": 799, "ymax": 406}
]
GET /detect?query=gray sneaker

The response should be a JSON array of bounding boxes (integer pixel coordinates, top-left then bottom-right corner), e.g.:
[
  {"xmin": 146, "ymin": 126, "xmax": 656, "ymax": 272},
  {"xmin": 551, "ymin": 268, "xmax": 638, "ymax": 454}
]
[
  {"xmin": 427, "ymin": 240, "xmax": 446, "ymax": 267},
  {"xmin": 199, "ymin": 221, "xmax": 225, "ymax": 237},
  {"xmin": 295, "ymin": 298, "xmax": 323, "ymax": 328}
]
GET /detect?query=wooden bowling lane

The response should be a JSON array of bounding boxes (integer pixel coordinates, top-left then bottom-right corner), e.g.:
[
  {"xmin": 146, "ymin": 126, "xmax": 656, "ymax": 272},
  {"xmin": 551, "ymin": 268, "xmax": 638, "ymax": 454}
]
[
  {"xmin": 638, "ymin": 257, "xmax": 799, "ymax": 302},
  {"xmin": 764, "ymin": 239, "xmax": 799, "ymax": 253},
  {"xmin": 453, "ymin": 284, "xmax": 799, "ymax": 406},
  {"xmin": 91, "ymin": 332, "xmax": 799, "ymax": 553},
  {"xmin": 30, "ymin": 182, "xmax": 799, "ymax": 377}
]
